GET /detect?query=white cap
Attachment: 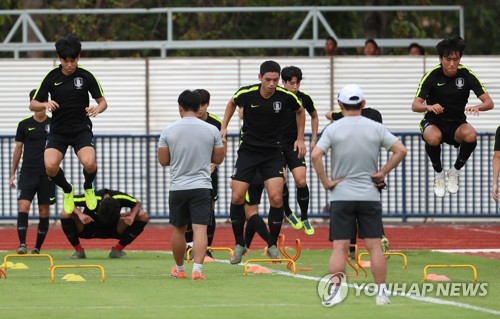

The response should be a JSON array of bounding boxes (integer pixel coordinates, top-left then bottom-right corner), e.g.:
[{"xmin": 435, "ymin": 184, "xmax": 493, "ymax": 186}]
[{"xmin": 337, "ymin": 84, "xmax": 364, "ymax": 105}]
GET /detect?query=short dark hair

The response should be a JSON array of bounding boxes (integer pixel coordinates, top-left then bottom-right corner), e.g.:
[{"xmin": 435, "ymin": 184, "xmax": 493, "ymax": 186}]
[
  {"xmin": 326, "ymin": 36, "xmax": 337, "ymax": 45},
  {"xmin": 408, "ymin": 42, "xmax": 425, "ymax": 55},
  {"xmin": 436, "ymin": 36, "xmax": 465, "ymax": 58},
  {"xmin": 55, "ymin": 34, "xmax": 82, "ymax": 60},
  {"xmin": 178, "ymin": 90, "xmax": 201, "ymax": 112},
  {"xmin": 259, "ymin": 60, "xmax": 281, "ymax": 76},
  {"xmin": 97, "ymin": 197, "xmax": 121, "ymax": 225},
  {"xmin": 365, "ymin": 39, "xmax": 379, "ymax": 49},
  {"xmin": 29, "ymin": 89, "xmax": 48, "ymax": 102},
  {"xmin": 194, "ymin": 89, "xmax": 210, "ymax": 105},
  {"xmin": 281, "ymin": 66, "xmax": 303, "ymax": 82},
  {"xmin": 342, "ymin": 102, "xmax": 363, "ymax": 111}
]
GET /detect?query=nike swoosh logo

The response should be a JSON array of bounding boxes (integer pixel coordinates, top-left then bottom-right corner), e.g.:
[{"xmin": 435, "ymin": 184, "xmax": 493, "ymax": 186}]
[
  {"xmin": 250, "ymin": 104, "xmax": 260, "ymax": 108},
  {"xmin": 54, "ymin": 82, "xmax": 63, "ymax": 86},
  {"xmin": 50, "ymin": 197, "xmax": 56, "ymax": 201},
  {"xmin": 28, "ymin": 127, "xmax": 36, "ymax": 131},
  {"xmin": 437, "ymin": 82, "xmax": 446, "ymax": 86},
  {"xmin": 279, "ymin": 170, "xmax": 283, "ymax": 175}
]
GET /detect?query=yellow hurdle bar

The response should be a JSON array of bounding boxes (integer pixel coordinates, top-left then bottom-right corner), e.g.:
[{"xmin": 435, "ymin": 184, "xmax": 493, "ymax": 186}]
[
  {"xmin": 243, "ymin": 258, "xmax": 296, "ymax": 275},
  {"xmin": 3, "ymin": 254, "xmax": 54, "ymax": 270},
  {"xmin": 357, "ymin": 252, "xmax": 408, "ymax": 269},
  {"xmin": 186, "ymin": 247, "xmax": 234, "ymax": 263},
  {"xmin": 423, "ymin": 264, "xmax": 478, "ymax": 283},
  {"xmin": 51, "ymin": 265, "xmax": 106, "ymax": 283}
]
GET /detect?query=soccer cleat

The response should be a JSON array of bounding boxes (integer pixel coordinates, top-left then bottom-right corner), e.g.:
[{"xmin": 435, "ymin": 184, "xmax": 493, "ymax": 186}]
[
  {"xmin": 17, "ymin": 243, "xmax": 27, "ymax": 254},
  {"xmin": 302, "ymin": 219, "xmax": 315, "ymax": 235},
  {"xmin": 230, "ymin": 244, "xmax": 248, "ymax": 264},
  {"xmin": 109, "ymin": 247, "xmax": 128, "ymax": 258},
  {"xmin": 184, "ymin": 245, "xmax": 194, "ymax": 261},
  {"xmin": 71, "ymin": 250, "xmax": 86, "ymax": 259},
  {"xmin": 446, "ymin": 169, "xmax": 460, "ymax": 194},
  {"xmin": 376, "ymin": 294, "xmax": 391, "ymax": 305},
  {"xmin": 266, "ymin": 245, "xmax": 280, "ymax": 259},
  {"xmin": 285, "ymin": 213, "xmax": 302, "ymax": 230},
  {"xmin": 381, "ymin": 235, "xmax": 390, "ymax": 253},
  {"xmin": 433, "ymin": 172, "xmax": 446, "ymax": 197},
  {"xmin": 170, "ymin": 266, "xmax": 186, "ymax": 279},
  {"xmin": 31, "ymin": 248, "xmax": 40, "ymax": 254},
  {"xmin": 63, "ymin": 185, "xmax": 75, "ymax": 214},
  {"xmin": 191, "ymin": 271, "xmax": 205, "ymax": 280},
  {"xmin": 84, "ymin": 187, "xmax": 97, "ymax": 210}
]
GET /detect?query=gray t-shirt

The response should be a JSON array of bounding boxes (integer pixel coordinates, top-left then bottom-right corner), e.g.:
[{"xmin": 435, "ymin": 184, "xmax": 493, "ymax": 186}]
[
  {"xmin": 158, "ymin": 117, "xmax": 223, "ymax": 191},
  {"xmin": 316, "ymin": 116, "xmax": 399, "ymax": 201}
]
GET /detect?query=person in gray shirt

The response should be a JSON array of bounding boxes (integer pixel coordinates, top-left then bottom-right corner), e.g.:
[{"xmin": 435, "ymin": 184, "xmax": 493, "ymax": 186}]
[
  {"xmin": 158, "ymin": 90, "xmax": 225, "ymax": 280},
  {"xmin": 312, "ymin": 84, "xmax": 406, "ymax": 305}
]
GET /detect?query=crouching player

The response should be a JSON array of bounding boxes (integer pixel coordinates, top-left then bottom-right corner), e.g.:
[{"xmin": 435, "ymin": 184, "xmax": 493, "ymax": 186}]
[{"xmin": 60, "ymin": 188, "xmax": 149, "ymax": 258}]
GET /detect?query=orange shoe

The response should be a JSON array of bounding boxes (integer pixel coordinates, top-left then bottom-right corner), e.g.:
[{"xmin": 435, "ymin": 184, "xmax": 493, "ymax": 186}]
[
  {"xmin": 170, "ymin": 266, "xmax": 186, "ymax": 279},
  {"xmin": 191, "ymin": 271, "xmax": 205, "ymax": 280}
]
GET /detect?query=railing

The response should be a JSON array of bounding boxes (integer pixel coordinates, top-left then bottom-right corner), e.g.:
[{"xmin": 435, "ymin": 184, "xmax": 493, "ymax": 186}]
[
  {"xmin": 1, "ymin": 133, "xmax": 498, "ymax": 221},
  {"xmin": 0, "ymin": 6, "xmax": 464, "ymax": 58}
]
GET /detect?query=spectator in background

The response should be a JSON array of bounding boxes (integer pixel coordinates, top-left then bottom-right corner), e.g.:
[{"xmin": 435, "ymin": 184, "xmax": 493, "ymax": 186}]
[
  {"xmin": 364, "ymin": 39, "xmax": 379, "ymax": 56},
  {"xmin": 493, "ymin": 126, "xmax": 500, "ymax": 202},
  {"xmin": 408, "ymin": 43, "xmax": 425, "ymax": 56},
  {"xmin": 324, "ymin": 36, "xmax": 338, "ymax": 56},
  {"xmin": 10, "ymin": 89, "xmax": 55, "ymax": 254}
]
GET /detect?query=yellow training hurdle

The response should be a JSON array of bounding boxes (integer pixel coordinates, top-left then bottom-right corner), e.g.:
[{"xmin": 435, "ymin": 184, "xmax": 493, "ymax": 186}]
[
  {"xmin": 423, "ymin": 264, "xmax": 477, "ymax": 283},
  {"xmin": 51, "ymin": 265, "xmax": 106, "ymax": 283},
  {"xmin": 357, "ymin": 252, "xmax": 408, "ymax": 269},
  {"xmin": 3, "ymin": 254, "xmax": 54, "ymax": 270},
  {"xmin": 186, "ymin": 247, "xmax": 234, "ymax": 263}
]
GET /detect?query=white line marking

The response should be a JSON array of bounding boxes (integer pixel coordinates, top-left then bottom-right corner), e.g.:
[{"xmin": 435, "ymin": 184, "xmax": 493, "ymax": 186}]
[{"xmin": 432, "ymin": 249, "xmax": 500, "ymax": 253}]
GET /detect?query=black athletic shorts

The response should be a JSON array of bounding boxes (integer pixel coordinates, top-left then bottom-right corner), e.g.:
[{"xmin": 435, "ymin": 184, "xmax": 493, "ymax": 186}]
[
  {"xmin": 46, "ymin": 130, "xmax": 95, "ymax": 155},
  {"xmin": 282, "ymin": 142, "xmax": 306, "ymax": 170},
  {"xmin": 79, "ymin": 222, "xmax": 120, "ymax": 239},
  {"xmin": 169, "ymin": 189, "xmax": 212, "ymax": 227},
  {"xmin": 17, "ymin": 170, "xmax": 55, "ymax": 205},
  {"xmin": 420, "ymin": 118, "xmax": 467, "ymax": 148},
  {"xmin": 329, "ymin": 201, "xmax": 383, "ymax": 241},
  {"xmin": 232, "ymin": 145, "xmax": 284, "ymax": 183}
]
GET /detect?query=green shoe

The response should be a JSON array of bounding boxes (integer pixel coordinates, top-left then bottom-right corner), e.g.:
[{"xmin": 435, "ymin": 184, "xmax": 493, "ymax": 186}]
[
  {"xmin": 302, "ymin": 219, "xmax": 315, "ymax": 235},
  {"xmin": 84, "ymin": 187, "xmax": 97, "ymax": 210},
  {"xmin": 109, "ymin": 247, "xmax": 128, "ymax": 258},
  {"xmin": 63, "ymin": 185, "xmax": 75, "ymax": 214},
  {"xmin": 230, "ymin": 244, "xmax": 247, "ymax": 264},
  {"xmin": 381, "ymin": 235, "xmax": 390, "ymax": 255},
  {"xmin": 71, "ymin": 250, "xmax": 86, "ymax": 259},
  {"xmin": 266, "ymin": 245, "xmax": 280, "ymax": 259},
  {"xmin": 285, "ymin": 213, "xmax": 302, "ymax": 230},
  {"xmin": 17, "ymin": 243, "xmax": 27, "ymax": 254}
]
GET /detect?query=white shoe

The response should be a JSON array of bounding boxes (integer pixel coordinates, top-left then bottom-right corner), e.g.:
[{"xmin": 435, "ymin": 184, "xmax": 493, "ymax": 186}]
[
  {"xmin": 433, "ymin": 171, "xmax": 446, "ymax": 197},
  {"xmin": 446, "ymin": 168, "xmax": 460, "ymax": 194},
  {"xmin": 376, "ymin": 294, "xmax": 391, "ymax": 305}
]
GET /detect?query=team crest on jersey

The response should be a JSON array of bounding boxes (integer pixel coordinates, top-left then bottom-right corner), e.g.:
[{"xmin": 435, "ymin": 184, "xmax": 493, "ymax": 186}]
[
  {"xmin": 273, "ymin": 101, "xmax": 282, "ymax": 113},
  {"xmin": 74, "ymin": 77, "xmax": 83, "ymax": 89},
  {"xmin": 455, "ymin": 77, "xmax": 464, "ymax": 90}
]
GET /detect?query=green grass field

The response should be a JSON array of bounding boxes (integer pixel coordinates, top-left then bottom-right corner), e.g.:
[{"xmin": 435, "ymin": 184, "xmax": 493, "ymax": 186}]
[{"xmin": 0, "ymin": 249, "xmax": 498, "ymax": 319}]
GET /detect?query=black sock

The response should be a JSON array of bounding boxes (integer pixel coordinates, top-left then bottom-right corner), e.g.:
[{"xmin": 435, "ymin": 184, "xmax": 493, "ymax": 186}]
[
  {"xmin": 248, "ymin": 214, "xmax": 269, "ymax": 246},
  {"xmin": 50, "ymin": 168, "xmax": 72, "ymax": 193},
  {"xmin": 207, "ymin": 208, "xmax": 216, "ymax": 247},
  {"xmin": 349, "ymin": 237, "xmax": 357, "ymax": 253},
  {"xmin": 282, "ymin": 183, "xmax": 293, "ymax": 217},
  {"xmin": 230, "ymin": 203, "xmax": 246, "ymax": 246},
  {"xmin": 267, "ymin": 206, "xmax": 284, "ymax": 246},
  {"xmin": 35, "ymin": 217, "xmax": 49, "ymax": 250},
  {"xmin": 297, "ymin": 185, "xmax": 310, "ymax": 221},
  {"xmin": 61, "ymin": 218, "xmax": 81, "ymax": 247},
  {"xmin": 83, "ymin": 168, "xmax": 97, "ymax": 190},
  {"xmin": 185, "ymin": 223, "xmax": 193, "ymax": 243},
  {"xmin": 17, "ymin": 212, "xmax": 29, "ymax": 244},
  {"xmin": 118, "ymin": 221, "xmax": 147, "ymax": 247},
  {"xmin": 454, "ymin": 141, "xmax": 477, "ymax": 170},
  {"xmin": 425, "ymin": 144, "xmax": 442, "ymax": 173},
  {"xmin": 244, "ymin": 219, "xmax": 256, "ymax": 249}
]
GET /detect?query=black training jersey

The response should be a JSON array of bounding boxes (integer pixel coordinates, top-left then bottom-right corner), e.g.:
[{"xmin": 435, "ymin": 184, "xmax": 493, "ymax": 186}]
[
  {"xmin": 15, "ymin": 115, "xmax": 50, "ymax": 172},
  {"xmin": 205, "ymin": 112, "xmax": 222, "ymax": 189},
  {"xmin": 331, "ymin": 108, "xmax": 383, "ymax": 124},
  {"xmin": 233, "ymin": 84, "xmax": 301, "ymax": 148},
  {"xmin": 282, "ymin": 90, "xmax": 316, "ymax": 143},
  {"xmin": 415, "ymin": 64, "xmax": 487, "ymax": 121},
  {"xmin": 33, "ymin": 65, "xmax": 104, "ymax": 134},
  {"xmin": 495, "ymin": 126, "xmax": 500, "ymax": 151},
  {"xmin": 74, "ymin": 189, "xmax": 137, "ymax": 218}
]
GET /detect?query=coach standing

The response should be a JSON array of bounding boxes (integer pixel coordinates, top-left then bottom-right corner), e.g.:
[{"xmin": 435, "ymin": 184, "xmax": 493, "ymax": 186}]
[
  {"xmin": 158, "ymin": 90, "xmax": 225, "ymax": 280},
  {"xmin": 312, "ymin": 84, "xmax": 406, "ymax": 305}
]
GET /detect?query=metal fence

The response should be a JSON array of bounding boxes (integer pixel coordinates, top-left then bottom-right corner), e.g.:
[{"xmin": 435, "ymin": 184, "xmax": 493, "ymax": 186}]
[{"xmin": 0, "ymin": 132, "xmax": 498, "ymax": 221}]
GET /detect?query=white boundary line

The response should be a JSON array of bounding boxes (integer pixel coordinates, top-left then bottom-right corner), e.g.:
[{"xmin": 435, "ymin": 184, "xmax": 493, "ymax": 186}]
[{"xmin": 431, "ymin": 248, "xmax": 500, "ymax": 253}]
